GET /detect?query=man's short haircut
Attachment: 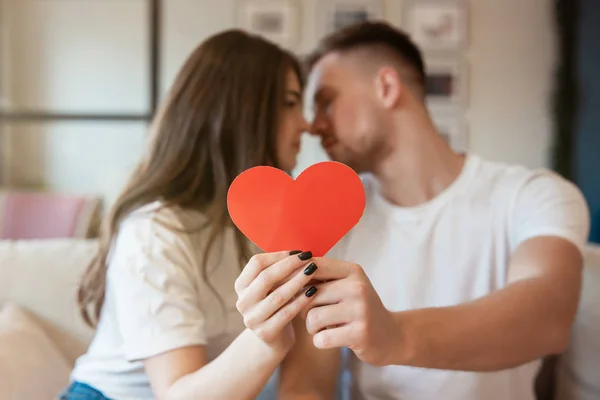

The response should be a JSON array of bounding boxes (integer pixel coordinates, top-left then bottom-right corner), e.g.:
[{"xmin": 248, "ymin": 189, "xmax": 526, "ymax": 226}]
[{"xmin": 307, "ymin": 21, "xmax": 426, "ymax": 88}]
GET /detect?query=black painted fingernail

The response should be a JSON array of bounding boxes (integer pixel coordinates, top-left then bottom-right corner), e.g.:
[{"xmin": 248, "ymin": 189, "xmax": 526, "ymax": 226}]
[
  {"xmin": 289, "ymin": 250, "xmax": 302, "ymax": 255},
  {"xmin": 305, "ymin": 286, "xmax": 318, "ymax": 297},
  {"xmin": 304, "ymin": 262, "xmax": 317, "ymax": 276},
  {"xmin": 298, "ymin": 251, "xmax": 312, "ymax": 261}
]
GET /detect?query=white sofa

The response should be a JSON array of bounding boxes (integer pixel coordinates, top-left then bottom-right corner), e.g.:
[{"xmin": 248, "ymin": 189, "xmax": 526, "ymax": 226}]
[
  {"xmin": 0, "ymin": 239, "xmax": 598, "ymax": 400},
  {"xmin": 0, "ymin": 239, "xmax": 96, "ymax": 400}
]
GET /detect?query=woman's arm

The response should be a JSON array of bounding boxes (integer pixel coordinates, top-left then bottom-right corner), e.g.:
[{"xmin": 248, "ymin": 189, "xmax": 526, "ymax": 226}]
[
  {"xmin": 142, "ymin": 250, "xmax": 320, "ymax": 400},
  {"xmin": 110, "ymin": 210, "xmax": 318, "ymax": 400},
  {"xmin": 145, "ymin": 329, "xmax": 285, "ymax": 400}
]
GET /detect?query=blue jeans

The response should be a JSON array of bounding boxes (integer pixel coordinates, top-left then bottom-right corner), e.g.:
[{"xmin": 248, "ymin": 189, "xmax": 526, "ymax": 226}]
[
  {"xmin": 58, "ymin": 365, "xmax": 349, "ymax": 399},
  {"xmin": 59, "ymin": 382, "xmax": 111, "ymax": 400},
  {"xmin": 59, "ymin": 380, "xmax": 274, "ymax": 400}
]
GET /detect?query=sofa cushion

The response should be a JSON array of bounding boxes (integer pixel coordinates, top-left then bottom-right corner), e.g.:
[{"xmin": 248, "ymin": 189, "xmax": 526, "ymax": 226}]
[
  {"xmin": 0, "ymin": 239, "xmax": 97, "ymax": 364},
  {"xmin": 0, "ymin": 303, "xmax": 71, "ymax": 400}
]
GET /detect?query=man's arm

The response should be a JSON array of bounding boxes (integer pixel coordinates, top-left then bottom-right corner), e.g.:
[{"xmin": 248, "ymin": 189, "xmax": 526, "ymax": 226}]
[
  {"xmin": 387, "ymin": 172, "xmax": 590, "ymax": 371},
  {"xmin": 278, "ymin": 314, "xmax": 342, "ymax": 399},
  {"xmin": 284, "ymin": 172, "xmax": 589, "ymax": 374},
  {"xmin": 389, "ymin": 235, "xmax": 582, "ymax": 371}
]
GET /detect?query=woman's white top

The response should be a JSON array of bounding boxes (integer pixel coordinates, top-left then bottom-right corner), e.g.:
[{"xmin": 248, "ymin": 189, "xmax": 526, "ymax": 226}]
[{"xmin": 71, "ymin": 202, "xmax": 255, "ymax": 400}]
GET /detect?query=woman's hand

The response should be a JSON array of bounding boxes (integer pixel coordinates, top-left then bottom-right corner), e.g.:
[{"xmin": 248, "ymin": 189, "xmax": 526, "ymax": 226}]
[{"xmin": 235, "ymin": 250, "xmax": 319, "ymax": 353}]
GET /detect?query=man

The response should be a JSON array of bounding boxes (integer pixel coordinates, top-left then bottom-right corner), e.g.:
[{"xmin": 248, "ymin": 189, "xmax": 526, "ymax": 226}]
[{"xmin": 247, "ymin": 22, "xmax": 590, "ymax": 399}]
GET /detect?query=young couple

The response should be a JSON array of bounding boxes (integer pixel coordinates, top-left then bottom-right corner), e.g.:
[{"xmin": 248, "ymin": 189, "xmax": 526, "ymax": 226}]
[{"xmin": 60, "ymin": 22, "xmax": 590, "ymax": 400}]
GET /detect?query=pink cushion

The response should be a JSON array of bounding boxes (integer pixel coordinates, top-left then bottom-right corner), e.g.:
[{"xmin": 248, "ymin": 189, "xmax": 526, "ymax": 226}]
[{"xmin": 0, "ymin": 191, "xmax": 100, "ymax": 239}]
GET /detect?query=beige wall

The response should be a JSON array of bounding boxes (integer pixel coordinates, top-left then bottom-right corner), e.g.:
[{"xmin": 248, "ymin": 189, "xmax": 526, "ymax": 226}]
[
  {"xmin": 468, "ymin": 0, "xmax": 556, "ymax": 169},
  {"xmin": 0, "ymin": 0, "xmax": 556, "ymax": 205},
  {"xmin": 0, "ymin": 0, "xmax": 150, "ymax": 202}
]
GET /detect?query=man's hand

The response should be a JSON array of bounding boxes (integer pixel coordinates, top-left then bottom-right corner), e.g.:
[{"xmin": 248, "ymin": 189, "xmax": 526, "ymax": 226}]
[{"xmin": 303, "ymin": 258, "xmax": 398, "ymax": 366}]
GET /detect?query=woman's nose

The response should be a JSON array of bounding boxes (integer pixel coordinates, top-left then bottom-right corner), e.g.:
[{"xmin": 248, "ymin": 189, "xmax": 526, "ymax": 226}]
[{"xmin": 301, "ymin": 117, "xmax": 311, "ymax": 133}]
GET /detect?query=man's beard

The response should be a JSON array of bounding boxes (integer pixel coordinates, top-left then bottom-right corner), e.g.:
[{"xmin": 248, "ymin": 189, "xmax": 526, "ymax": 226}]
[
  {"xmin": 347, "ymin": 133, "xmax": 388, "ymax": 174},
  {"xmin": 330, "ymin": 148, "xmax": 374, "ymax": 175}
]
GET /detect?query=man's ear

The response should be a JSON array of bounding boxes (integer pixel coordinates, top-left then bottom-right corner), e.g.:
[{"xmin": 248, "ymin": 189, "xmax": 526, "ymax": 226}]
[{"xmin": 374, "ymin": 67, "xmax": 402, "ymax": 109}]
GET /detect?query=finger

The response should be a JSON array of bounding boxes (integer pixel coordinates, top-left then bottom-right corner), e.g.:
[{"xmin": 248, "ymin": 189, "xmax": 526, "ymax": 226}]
[
  {"xmin": 299, "ymin": 279, "xmax": 348, "ymax": 319},
  {"xmin": 244, "ymin": 262, "xmax": 319, "ymax": 327},
  {"xmin": 245, "ymin": 254, "xmax": 314, "ymax": 304},
  {"xmin": 313, "ymin": 323, "xmax": 357, "ymax": 350},
  {"xmin": 254, "ymin": 285, "xmax": 319, "ymax": 343},
  {"xmin": 309, "ymin": 257, "xmax": 358, "ymax": 281},
  {"xmin": 237, "ymin": 253, "xmax": 315, "ymax": 313},
  {"xmin": 268, "ymin": 266, "xmax": 306, "ymax": 291},
  {"xmin": 235, "ymin": 250, "xmax": 306, "ymax": 293},
  {"xmin": 306, "ymin": 302, "xmax": 354, "ymax": 335}
]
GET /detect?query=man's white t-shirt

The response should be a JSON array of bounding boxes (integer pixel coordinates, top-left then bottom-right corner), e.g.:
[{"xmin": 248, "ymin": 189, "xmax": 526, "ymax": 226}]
[
  {"xmin": 70, "ymin": 203, "xmax": 254, "ymax": 400},
  {"xmin": 329, "ymin": 154, "xmax": 590, "ymax": 400}
]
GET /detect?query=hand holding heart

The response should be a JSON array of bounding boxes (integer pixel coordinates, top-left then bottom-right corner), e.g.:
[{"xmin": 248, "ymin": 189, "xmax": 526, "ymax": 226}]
[
  {"xmin": 298, "ymin": 256, "xmax": 399, "ymax": 367},
  {"xmin": 237, "ymin": 251, "xmax": 399, "ymax": 367},
  {"xmin": 227, "ymin": 161, "xmax": 382, "ymax": 358},
  {"xmin": 234, "ymin": 250, "xmax": 319, "ymax": 352}
]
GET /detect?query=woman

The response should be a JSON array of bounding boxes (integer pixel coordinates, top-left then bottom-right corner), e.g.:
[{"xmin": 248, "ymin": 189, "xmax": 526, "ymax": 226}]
[{"xmin": 60, "ymin": 29, "xmax": 319, "ymax": 400}]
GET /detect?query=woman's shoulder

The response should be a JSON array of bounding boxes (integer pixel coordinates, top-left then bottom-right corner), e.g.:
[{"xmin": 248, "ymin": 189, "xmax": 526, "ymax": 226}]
[
  {"xmin": 116, "ymin": 202, "xmax": 211, "ymax": 243},
  {"xmin": 112, "ymin": 202, "xmax": 251, "ymax": 272},
  {"xmin": 107, "ymin": 202, "xmax": 205, "ymax": 279},
  {"xmin": 111, "ymin": 202, "xmax": 206, "ymax": 259},
  {"xmin": 124, "ymin": 201, "xmax": 205, "ymax": 229}
]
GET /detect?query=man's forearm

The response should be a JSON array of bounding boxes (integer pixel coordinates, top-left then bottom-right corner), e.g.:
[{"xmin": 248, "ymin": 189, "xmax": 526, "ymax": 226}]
[
  {"xmin": 279, "ymin": 318, "xmax": 341, "ymax": 400},
  {"xmin": 389, "ymin": 277, "xmax": 579, "ymax": 371}
]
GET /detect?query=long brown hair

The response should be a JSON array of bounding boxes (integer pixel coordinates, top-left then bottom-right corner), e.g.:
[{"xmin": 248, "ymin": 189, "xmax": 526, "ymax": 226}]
[{"xmin": 78, "ymin": 30, "xmax": 304, "ymax": 327}]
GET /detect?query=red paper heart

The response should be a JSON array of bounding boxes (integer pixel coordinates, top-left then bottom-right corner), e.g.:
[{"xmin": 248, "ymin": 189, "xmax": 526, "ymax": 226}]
[{"xmin": 227, "ymin": 161, "xmax": 366, "ymax": 257}]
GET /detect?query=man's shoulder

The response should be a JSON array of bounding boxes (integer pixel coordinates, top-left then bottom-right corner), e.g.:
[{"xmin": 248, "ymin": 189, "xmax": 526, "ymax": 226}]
[
  {"xmin": 474, "ymin": 156, "xmax": 538, "ymax": 183},
  {"xmin": 469, "ymin": 156, "xmax": 571, "ymax": 198},
  {"xmin": 473, "ymin": 157, "xmax": 587, "ymax": 224}
]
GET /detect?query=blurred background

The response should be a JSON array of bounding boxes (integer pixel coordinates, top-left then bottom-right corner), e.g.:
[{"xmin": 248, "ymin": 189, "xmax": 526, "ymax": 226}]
[
  {"xmin": 1, "ymin": 3, "xmax": 600, "ymax": 400},
  {"xmin": 0, "ymin": 0, "xmax": 598, "ymax": 241}
]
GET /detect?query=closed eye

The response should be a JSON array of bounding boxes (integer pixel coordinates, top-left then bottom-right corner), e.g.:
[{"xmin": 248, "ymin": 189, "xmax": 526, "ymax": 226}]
[
  {"xmin": 285, "ymin": 90, "xmax": 302, "ymax": 108},
  {"xmin": 285, "ymin": 99, "xmax": 300, "ymax": 108}
]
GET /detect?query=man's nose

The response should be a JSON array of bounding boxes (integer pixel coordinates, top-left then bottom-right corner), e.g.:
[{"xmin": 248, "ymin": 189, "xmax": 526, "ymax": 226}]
[{"xmin": 309, "ymin": 116, "xmax": 327, "ymax": 137}]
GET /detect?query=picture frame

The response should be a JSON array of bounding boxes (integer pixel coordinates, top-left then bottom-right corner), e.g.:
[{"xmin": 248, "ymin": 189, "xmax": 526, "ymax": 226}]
[
  {"xmin": 432, "ymin": 115, "xmax": 469, "ymax": 153},
  {"xmin": 318, "ymin": 0, "xmax": 384, "ymax": 36},
  {"xmin": 236, "ymin": 0, "xmax": 300, "ymax": 50},
  {"xmin": 424, "ymin": 56, "xmax": 468, "ymax": 113},
  {"xmin": 403, "ymin": 0, "xmax": 469, "ymax": 52},
  {"xmin": 0, "ymin": 0, "xmax": 155, "ymax": 122}
]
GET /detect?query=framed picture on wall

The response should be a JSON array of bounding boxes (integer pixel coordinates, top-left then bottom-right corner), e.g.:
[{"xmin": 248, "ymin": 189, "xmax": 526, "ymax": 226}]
[
  {"xmin": 236, "ymin": 0, "xmax": 300, "ymax": 50},
  {"xmin": 432, "ymin": 115, "xmax": 469, "ymax": 153},
  {"xmin": 403, "ymin": 0, "xmax": 469, "ymax": 51},
  {"xmin": 318, "ymin": 0, "xmax": 384, "ymax": 36},
  {"xmin": 424, "ymin": 56, "xmax": 468, "ymax": 112},
  {"xmin": 0, "ymin": 0, "xmax": 153, "ymax": 119}
]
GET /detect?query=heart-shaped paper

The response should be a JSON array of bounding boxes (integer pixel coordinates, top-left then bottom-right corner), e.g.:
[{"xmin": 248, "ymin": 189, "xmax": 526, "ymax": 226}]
[{"xmin": 227, "ymin": 161, "xmax": 365, "ymax": 257}]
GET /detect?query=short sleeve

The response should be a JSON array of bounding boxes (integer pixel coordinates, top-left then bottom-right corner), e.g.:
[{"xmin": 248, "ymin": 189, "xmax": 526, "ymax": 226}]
[
  {"xmin": 106, "ymin": 209, "xmax": 206, "ymax": 362},
  {"xmin": 510, "ymin": 171, "xmax": 591, "ymax": 255}
]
